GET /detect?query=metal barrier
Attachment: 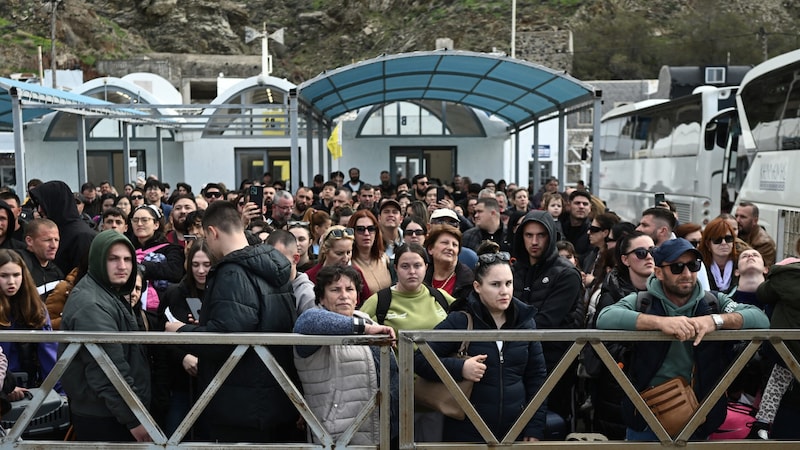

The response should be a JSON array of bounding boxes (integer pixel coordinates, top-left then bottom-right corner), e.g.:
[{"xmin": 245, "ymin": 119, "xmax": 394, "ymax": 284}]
[
  {"xmin": 4, "ymin": 329, "xmax": 800, "ymax": 449},
  {"xmin": 0, "ymin": 331, "xmax": 393, "ymax": 449},
  {"xmin": 401, "ymin": 328, "xmax": 800, "ymax": 449}
]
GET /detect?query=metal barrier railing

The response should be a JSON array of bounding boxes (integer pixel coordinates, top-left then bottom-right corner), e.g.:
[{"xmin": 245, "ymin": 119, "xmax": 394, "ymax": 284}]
[
  {"xmin": 400, "ymin": 328, "xmax": 800, "ymax": 449},
  {"xmin": 4, "ymin": 329, "xmax": 800, "ymax": 449},
  {"xmin": 0, "ymin": 331, "xmax": 393, "ymax": 449}
]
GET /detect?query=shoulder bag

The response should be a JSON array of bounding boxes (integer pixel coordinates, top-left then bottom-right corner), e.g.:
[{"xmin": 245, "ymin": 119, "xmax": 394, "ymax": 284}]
[{"xmin": 414, "ymin": 311, "xmax": 474, "ymax": 420}]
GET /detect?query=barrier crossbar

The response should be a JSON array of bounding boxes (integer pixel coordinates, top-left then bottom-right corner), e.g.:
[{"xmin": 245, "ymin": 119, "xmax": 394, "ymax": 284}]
[
  {"xmin": 401, "ymin": 328, "xmax": 800, "ymax": 449},
  {"xmin": 0, "ymin": 331, "xmax": 393, "ymax": 449}
]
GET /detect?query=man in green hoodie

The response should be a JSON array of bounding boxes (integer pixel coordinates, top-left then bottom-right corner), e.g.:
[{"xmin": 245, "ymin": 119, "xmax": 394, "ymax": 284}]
[{"xmin": 60, "ymin": 230, "xmax": 151, "ymax": 442}]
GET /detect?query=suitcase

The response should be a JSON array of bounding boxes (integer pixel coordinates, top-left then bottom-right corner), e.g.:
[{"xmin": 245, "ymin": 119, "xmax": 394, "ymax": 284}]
[{"xmin": 1, "ymin": 388, "xmax": 70, "ymax": 437}]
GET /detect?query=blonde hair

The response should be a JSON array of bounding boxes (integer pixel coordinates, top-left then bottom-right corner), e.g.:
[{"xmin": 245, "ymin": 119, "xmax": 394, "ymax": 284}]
[{"xmin": 318, "ymin": 225, "xmax": 354, "ymax": 265}]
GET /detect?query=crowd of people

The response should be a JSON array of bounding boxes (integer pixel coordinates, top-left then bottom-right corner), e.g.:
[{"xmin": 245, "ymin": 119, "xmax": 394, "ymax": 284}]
[{"xmin": 0, "ymin": 169, "xmax": 793, "ymax": 444}]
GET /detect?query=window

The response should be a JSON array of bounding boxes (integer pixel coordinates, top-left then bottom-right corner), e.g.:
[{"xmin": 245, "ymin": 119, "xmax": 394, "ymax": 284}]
[
  {"xmin": 358, "ymin": 101, "xmax": 485, "ymax": 137},
  {"xmin": 705, "ymin": 67, "xmax": 726, "ymax": 84},
  {"xmin": 577, "ymin": 108, "xmax": 593, "ymax": 126}
]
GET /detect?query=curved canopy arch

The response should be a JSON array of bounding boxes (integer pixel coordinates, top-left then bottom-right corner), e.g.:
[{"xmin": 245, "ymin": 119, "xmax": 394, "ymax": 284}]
[{"xmin": 298, "ymin": 50, "xmax": 596, "ymax": 129}]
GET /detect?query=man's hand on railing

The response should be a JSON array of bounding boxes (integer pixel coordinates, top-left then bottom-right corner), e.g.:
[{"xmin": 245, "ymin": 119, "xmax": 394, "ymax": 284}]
[
  {"xmin": 129, "ymin": 424, "xmax": 152, "ymax": 442},
  {"xmin": 462, "ymin": 354, "xmax": 488, "ymax": 382}
]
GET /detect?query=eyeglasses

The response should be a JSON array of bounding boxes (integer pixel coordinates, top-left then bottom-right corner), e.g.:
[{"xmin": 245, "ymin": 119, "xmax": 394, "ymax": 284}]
[
  {"xmin": 431, "ymin": 218, "xmax": 459, "ymax": 226},
  {"xmin": 478, "ymin": 252, "xmax": 511, "ymax": 265},
  {"xmin": 404, "ymin": 229, "xmax": 426, "ymax": 236},
  {"xmin": 661, "ymin": 259, "xmax": 702, "ymax": 275},
  {"xmin": 588, "ymin": 225, "xmax": 603, "ymax": 234},
  {"xmin": 204, "ymin": 191, "xmax": 223, "ymax": 199},
  {"xmin": 625, "ymin": 246, "xmax": 654, "ymax": 260},
  {"xmin": 288, "ymin": 221, "xmax": 309, "ymax": 229},
  {"xmin": 325, "ymin": 228, "xmax": 355, "ymax": 240},
  {"xmin": 130, "ymin": 195, "xmax": 144, "ymax": 200},
  {"xmin": 711, "ymin": 235, "xmax": 734, "ymax": 245},
  {"xmin": 355, "ymin": 225, "xmax": 377, "ymax": 234},
  {"xmin": 131, "ymin": 217, "xmax": 154, "ymax": 224}
]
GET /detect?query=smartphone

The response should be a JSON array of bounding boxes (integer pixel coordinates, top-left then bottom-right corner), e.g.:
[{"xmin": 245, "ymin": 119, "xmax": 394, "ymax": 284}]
[
  {"xmin": 186, "ymin": 297, "xmax": 202, "ymax": 320},
  {"xmin": 183, "ymin": 234, "xmax": 197, "ymax": 241},
  {"xmin": 654, "ymin": 192, "xmax": 666, "ymax": 205},
  {"xmin": 249, "ymin": 185, "xmax": 264, "ymax": 207},
  {"xmin": 436, "ymin": 187, "xmax": 446, "ymax": 203}
]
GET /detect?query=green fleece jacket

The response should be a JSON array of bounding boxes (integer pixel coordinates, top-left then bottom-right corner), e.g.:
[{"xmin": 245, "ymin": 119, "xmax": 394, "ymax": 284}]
[
  {"xmin": 757, "ymin": 262, "xmax": 800, "ymax": 359},
  {"xmin": 597, "ymin": 275, "xmax": 769, "ymax": 386},
  {"xmin": 60, "ymin": 230, "xmax": 151, "ymax": 429}
]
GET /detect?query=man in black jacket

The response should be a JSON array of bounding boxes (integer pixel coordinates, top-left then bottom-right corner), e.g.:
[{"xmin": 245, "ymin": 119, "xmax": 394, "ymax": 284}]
[
  {"xmin": 166, "ymin": 200, "xmax": 300, "ymax": 443},
  {"xmin": 512, "ymin": 210, "xmax": 583, "ymax": 422}
]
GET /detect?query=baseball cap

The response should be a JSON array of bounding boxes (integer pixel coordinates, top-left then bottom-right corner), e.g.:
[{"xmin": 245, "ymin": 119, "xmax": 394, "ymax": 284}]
[
  {"xmin": 652, "ymin": 238, "xmax": 702, "ymax": 266},
  {"xmin": 379, "ymin": 198, "xmax": 401, "ymax": 212},
  {"xmin": 429, "ymin": 208, "xmax": 460, "ymax": 224}
]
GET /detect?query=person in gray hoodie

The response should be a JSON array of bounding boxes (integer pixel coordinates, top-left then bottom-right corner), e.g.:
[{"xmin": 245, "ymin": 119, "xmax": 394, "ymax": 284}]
[{"xmin": 60, "ymin": 230, "xmax": 151, "ymax": 442}]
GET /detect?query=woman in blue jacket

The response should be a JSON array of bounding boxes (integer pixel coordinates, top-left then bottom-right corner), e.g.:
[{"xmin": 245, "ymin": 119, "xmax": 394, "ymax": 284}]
[{"xmin": 414, "ymin": 243, "xmax": 547, "ymax": 442}]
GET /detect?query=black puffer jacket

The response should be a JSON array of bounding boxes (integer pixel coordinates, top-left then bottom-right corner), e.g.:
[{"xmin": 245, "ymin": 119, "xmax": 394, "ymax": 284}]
[
  {"xmin": 511, "ymin": 211, "xmax": 583, "ymax": 369},
  {"xmin": 30, "ymin": 181, "xmax": 96, "ymax": 275},
  {"xmin": 179, "ymin": 243, "xmax": 298, "ymax": 431},
  {"xmin": 414, "ymin": 293, "xmax": 547, "ymax": 441}
]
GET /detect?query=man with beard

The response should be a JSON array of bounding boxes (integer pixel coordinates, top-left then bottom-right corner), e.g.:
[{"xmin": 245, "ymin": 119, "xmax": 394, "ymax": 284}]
[
  {"xmin": 356, "ymin": 184, "xmax": 378, "ymax": 215},
  {"xmin": 596, "ymin": 238, "xmax": 768, "ymax": 440},
  {"xmin": 270, "ymin": 190, "xmax": 294, "ymax": 230},
  {"xmin": 345, "ymin": 167, "xmax": 364, "ymax": 194},
  {"xmin": 291, "ymin": 187, "xmax": 313, "ymax": 221},
  {"xmin": 561, "ymin": 190, "xmax": 592, "ymax": 259},
  {"xmin": 411, "ymin": 174, "xmax": 429, "ymax": 202},
  {"xmin": 165, "ymin": 195, "xmax": 198, "ymax": 248}
]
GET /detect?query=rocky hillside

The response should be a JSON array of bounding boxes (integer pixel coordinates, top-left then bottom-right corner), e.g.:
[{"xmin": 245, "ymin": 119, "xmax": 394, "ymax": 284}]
[{"xmin": 0, "ymin": 0, "xmax": 798, "ymax": 82}]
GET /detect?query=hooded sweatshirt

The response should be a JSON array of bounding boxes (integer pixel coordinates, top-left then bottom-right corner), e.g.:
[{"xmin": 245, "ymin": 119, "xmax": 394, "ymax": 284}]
[
  {"xmin": 29, "ymin": 181, "xmax": 96, "ymax": 275},
  {"xmin": 59, "ymin": 230, "xmax": 150, "ymax": 428},
  {"xmin": 0, "ymin": 199, "xmax": 26, "ymax": 251}
]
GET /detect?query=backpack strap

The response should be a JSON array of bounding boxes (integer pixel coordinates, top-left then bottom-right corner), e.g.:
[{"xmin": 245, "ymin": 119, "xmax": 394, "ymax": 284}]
[
  {"xmin": 425, "ymin": 284, "xmax": 450, "ymax": 314},
  {"xmin": 375, "ymin": 287, "xmax": 393, "ymax": 325}
]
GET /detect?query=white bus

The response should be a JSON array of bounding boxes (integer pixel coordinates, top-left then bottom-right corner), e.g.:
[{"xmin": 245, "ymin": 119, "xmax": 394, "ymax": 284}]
[
  {"xmin": 717, "ymin": 49, "xmax": 800, "ymax": 258},
  {"xmin": 598, "ymin": 86, "xmax": 738, "ymax": 224}
]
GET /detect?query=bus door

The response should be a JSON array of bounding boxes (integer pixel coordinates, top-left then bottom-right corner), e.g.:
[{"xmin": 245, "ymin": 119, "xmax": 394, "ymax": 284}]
[{"xmin": 705, "ymin": 108, "xmax": 741, "ymax": 214}]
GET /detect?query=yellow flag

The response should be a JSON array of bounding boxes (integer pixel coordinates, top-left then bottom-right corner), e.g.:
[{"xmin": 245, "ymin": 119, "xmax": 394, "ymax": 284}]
[{"xmin": 327, "ymin": 123, "xmax": 343, "ymax": 160}]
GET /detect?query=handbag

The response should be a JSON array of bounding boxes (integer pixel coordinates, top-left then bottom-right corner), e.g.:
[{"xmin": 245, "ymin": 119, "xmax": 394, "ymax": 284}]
[
  {"xmin": 414, "ymin": 311, "xmax": 474, "ymax": 420},
  {"xmin": 640, "ymin": 376, "xmax": 701, "ymax": 437}
]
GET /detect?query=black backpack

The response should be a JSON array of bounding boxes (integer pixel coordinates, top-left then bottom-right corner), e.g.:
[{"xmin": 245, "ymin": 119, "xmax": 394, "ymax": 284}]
[{"xmin": 375, "ymin": 284, "xmax": 449, "ymax": 325}]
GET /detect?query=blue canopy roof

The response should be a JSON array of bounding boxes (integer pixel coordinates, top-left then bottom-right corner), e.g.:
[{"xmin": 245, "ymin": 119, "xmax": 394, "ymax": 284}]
[
  {"xmin": 0, "ymin": 77, "xmax": 147, "ymax": 130},
  {"xmin": 297, "ymin": 50, "xmax": 596, "ymax": 128}
]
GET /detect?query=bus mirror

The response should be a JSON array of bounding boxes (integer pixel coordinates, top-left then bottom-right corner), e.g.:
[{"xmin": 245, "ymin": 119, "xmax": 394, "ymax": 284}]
[{"xmin": 704, "ymin": 120, "xmax": 729, "ymax": 151}]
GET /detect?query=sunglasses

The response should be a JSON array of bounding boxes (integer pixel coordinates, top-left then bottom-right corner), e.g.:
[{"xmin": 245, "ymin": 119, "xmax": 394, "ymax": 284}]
[
  {"xmin": 431, "ymin": 218, "xmax": 459, "ymax": 226},
  {"xmin": 204, "ymin": 191, "xmax": 223, "ymax": 199},
  {"xmin": 661, "ymin": 259, "xmax": 702, "ymax": 275},
  {"xmin": 404, "ymin": 229, "xmax": 426, "ymax": 236},
  {"xmin": 288, "ymin": 221, "xmax": 309, "ymax": 229},
  {"xmin": 625, "ymin": 246, "xmax": 654, "ymax": 260},
  {"xmin": 711, "ymin": 235, "xmax": 734, "ymax": 245},
  {"xmin": 688, "ymin": 240, "xmax": 701, "ymax": 248},
  {"xmin": 130, "ymin": 195, "xmax": 144, "ymax": 200},
  {"xmin": 588, "ymin": 225, "xmax": 603, "ymax": 233},
  {"xmin": 325, "ymin": 228, "xmax": 355, "ymax": 240},
  {"xmin": 355, "ymin": 225, "xmax": 377, "ymax": 234},
  {"xmin": 478, "ymin": 251, "xmax": 511, "ymax": 265},
  {"xmin": 605, "ymin": 236, "xmax": 617, "ymax": 243}
]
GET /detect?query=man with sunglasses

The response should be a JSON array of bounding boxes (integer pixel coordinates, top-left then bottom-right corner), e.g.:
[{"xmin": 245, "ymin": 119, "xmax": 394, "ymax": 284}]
[
  {"xmin": 596, "ymin": 238, "xmax": 768, "ymax": 440},
  {"xmin": 201, "ymin": 183, "xmax": 225, "ymax": 205}
]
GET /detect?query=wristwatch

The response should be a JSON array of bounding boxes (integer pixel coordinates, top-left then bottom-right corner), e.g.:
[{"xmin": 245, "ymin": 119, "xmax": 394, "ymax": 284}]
[{"xmin": 711, "ymin": 314, "xmax": 724, "ymax": 330}]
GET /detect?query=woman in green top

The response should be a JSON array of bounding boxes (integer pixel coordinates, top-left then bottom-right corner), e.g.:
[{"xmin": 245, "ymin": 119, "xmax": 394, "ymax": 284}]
[{"xmin": 359, "ymin": 243, "xmax": 455, "ymax": 442}]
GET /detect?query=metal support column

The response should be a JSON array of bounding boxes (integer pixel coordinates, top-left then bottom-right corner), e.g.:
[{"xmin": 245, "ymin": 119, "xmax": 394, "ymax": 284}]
[
  {"xmin": 306, "ymin": 110, "xmax": 314, "ymax": 185},
  {"xmin": 513, "ymin": 127, "xmax": 520, "ymax": 185},
  {"xmin": 317, "ymin": 118, "xmax": 326, "ymax": 182},
  {"xmin": 10, "ymin": 88, "xmax": 26, "ymax": 191},
  {"xmin": 558, "ymin": 109, "xmax": 567, "ymax": 185},
  {"xmin": 532, "ymin": 121, "xmax": 540, "ymax": 190},
  {"xmin": 156, "ymin": 127, "xmax": 164, "ymax": 181},
  {"xmin": 76, "ymin": 117, "xmax": 87, "ymax": 185},
  {"xmin": 591, "ymin": 91, "xmax": 603, "ymax": 194},
  {"xmin": 122, "ymin": 123, "xmax": 131, "ymax": 186},
  {"xmin": 289, "ymin": 88, "xmax": 300, "ymax": 190}
]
